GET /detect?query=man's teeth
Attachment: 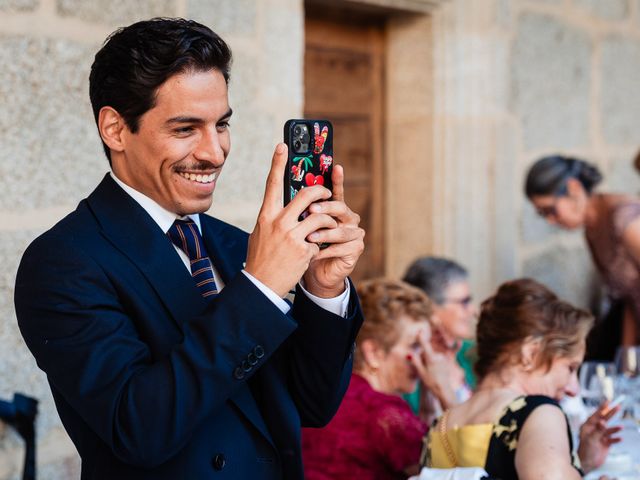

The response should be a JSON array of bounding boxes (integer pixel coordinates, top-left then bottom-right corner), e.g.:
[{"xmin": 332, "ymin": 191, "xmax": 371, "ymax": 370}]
[{"xmin": 179, "ymin": 172, "xmax": 217, "ymax": 183}]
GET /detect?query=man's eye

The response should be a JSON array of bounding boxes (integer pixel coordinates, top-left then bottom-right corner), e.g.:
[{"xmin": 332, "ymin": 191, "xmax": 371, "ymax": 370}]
[
  {"xmin": 174, "ymin": 126, "xmax": 194, "ymax": 134},
  {"xmin": 217, "ymin": 121, "xmax": 230, "ymax": 131}
]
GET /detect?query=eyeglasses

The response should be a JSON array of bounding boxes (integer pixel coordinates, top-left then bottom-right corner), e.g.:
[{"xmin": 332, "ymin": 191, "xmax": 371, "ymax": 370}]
[{"xmin": 444, "ymin": 295, "xmax": 473, "ymax": 308}]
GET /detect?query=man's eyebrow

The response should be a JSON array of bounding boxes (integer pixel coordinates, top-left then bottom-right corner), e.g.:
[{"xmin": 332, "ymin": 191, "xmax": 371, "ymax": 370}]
[{"xmin": 165, "ymin": 108, "xmax": 233, "ymax": 125}]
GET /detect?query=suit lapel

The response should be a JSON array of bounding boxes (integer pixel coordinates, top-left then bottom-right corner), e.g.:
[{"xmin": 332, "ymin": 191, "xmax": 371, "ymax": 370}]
[{"xmin": 86, "ymin": 175, "xmax": 207, "ymax": 326}]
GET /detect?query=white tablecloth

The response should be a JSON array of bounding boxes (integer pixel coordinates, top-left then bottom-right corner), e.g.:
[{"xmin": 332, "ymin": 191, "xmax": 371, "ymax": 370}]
[{"xmin": 584, "ymin": 418, "xmax": 640, "ymax": 479}]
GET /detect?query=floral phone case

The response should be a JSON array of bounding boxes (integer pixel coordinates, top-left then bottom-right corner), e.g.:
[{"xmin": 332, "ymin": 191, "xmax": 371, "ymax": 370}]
[{"xmin": 283, "ymin": 119, "xmax": 333, "ymax": 207}]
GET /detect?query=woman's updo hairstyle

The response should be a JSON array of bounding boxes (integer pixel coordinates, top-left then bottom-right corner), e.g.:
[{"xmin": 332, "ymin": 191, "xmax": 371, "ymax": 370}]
[
  {"xmin": 525, "ymin": 155, "xmax": 602, "ymax": 198},
  {"xmin": 354, "ymin": 279, "xmax": 433, "ymax": 370},
  {"xmin": 474, "ymin": 278, "xmax": 593, "ymax": 381}
]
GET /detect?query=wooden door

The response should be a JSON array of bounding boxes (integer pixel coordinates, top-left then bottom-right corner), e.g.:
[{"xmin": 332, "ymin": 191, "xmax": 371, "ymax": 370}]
[{"xmin": 304, "ymin": 8, "xmax": 385, "ymax": 281}]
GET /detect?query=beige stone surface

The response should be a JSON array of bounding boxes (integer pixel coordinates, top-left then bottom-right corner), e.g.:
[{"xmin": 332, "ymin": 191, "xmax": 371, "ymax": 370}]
[
  {"xmin": 511, "ymin": 12, "xmax": 592, "ymax": 151},
  {"xmin": 0, "ymin": 0, "xmax": 37, "ymax": 11},
  {"xmin": 600, "ymin": 36, "xmax": 640, "ymax": 147},
  {"xmin": 573, "ymin": 0, "xmax": 629, "ymax": 21},
  {"xmin": 56, "ymin": 0, "xmax": 176, "ymax": 26},
  {"xmin": 0, "ymin": 35, "xmax": 104, "ymax": 211}
]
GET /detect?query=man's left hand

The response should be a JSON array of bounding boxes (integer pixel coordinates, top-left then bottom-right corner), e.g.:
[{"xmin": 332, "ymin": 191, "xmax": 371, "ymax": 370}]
[{"xmin": 303, "ymin": 165, "xmax": 365, "ymax": 298}]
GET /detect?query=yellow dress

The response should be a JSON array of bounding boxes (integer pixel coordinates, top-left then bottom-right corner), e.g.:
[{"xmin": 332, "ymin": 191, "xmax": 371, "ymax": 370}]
[{"xmin": 420, "ymin": 395, "xmax": 581, "ymax": 480}]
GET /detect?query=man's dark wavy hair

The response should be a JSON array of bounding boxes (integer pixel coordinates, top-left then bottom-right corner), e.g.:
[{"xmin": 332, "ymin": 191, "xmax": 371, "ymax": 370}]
[{"xmin": 89, "ymin": 17, "xmax": 232, "ymax": 162}]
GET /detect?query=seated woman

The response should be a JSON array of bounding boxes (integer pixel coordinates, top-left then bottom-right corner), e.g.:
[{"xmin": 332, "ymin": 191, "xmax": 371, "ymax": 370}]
[
  {"xmin": 403, "ymin": 257, "xmax": 477, "ymax": 423},
  {"xmin": 421, "ymin": 278, "xmax": 620, "ymax": 479},
  {"xmin": 302, "ymin": 279, "xmax": 456, "ymax": 480}
]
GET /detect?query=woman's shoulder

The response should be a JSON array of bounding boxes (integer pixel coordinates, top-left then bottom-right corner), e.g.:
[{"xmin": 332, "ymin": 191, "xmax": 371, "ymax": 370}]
[
  {"xmin": 497, "ymin": 395, "xmax": 560, "ymax": 423},
  {"xmin": 598, "ymin": 194, "xmax": 640, "ymax": 234}
]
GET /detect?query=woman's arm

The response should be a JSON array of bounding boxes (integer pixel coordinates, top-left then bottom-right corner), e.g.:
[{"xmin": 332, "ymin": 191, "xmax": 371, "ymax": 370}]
[{"xmin": 515, "ymin": 404, "xmax": 582, "ymax": 480}]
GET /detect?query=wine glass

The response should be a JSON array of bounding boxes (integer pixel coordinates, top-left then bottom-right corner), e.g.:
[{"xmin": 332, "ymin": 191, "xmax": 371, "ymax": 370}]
[
  {"xmin": 615, "ymin": 346, "xmax": 640, "ymax": 378},
  {"xmin": 579, "ymin": 361, "xmax": 616, "ymax": 409}
]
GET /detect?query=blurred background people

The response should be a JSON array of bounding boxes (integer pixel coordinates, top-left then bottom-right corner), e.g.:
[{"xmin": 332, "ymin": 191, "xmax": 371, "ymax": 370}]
[
  {"xmin": 402, "ymin": 257, "xmax": 477, "ymax": 421},
  {"xmin": 525, "ymin": 155, "xmax": 640, "ymax": 359},
  {"xmin": 421, "ymin": 278, "xmax": 620, "ymax": 478},
  {"xmin": 302, "ymin": 279, "xmax": 456, "ymax": 480}
]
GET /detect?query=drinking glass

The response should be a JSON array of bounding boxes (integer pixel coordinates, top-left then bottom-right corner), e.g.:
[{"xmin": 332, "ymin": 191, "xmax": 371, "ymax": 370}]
[
  {"xmin": 615, "ymin": 346, "xmax": 640, "ymax": 378},
  {"xmin": 579, "ymin": 361, "xmax": 616, "ymax": 409}
]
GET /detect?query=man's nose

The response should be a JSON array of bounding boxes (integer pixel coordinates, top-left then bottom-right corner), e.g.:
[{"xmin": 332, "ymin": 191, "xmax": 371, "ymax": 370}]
[{"xmin": 194, "ymin": 127, "xmax": 225, "ymax": 165}]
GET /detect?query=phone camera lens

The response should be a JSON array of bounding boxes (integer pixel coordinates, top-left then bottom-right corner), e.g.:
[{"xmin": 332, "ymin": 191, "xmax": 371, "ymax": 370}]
[
  {"xmin": 294, "ymin": 126, "xmax": 302, "ymax": 136},
  {"xmin": 294, "ymin": 140, "xmax": 302, "ymax": 151}
]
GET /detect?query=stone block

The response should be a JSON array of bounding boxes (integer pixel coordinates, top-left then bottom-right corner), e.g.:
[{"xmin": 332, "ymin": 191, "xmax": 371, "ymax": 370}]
[
  {"xmin": 511, "ymin": 13, "xmax": 591, "ymax": 151},
  {"xmin": 573, "ymin": 0, "xmax": 629, "ymax": 21},
  {"xmin": 0, "ymin": 35, "xmax": 106, "ymax": 211},
  {"xmin": 187, "ymin": 0, "xmax": 257, "ymax": 37},
  {"xmin": 261, "ymin": 0, "xmax": 303, "ymax": 105},
  {"xmin": 522, "ymin": 245, "xmax": 598, "ymax": 309},
  {"xmin": 0, "ymin": 0, "xmax": 38, "ymax": 12},
  {"xmin": 607, "ymin": 155, "xmax": 640, "ymax": 194},
  {"xmin": 600, "ymin": 36, "xmax": 640, "ymax": 146},
  {"xmin": 56, "ymin": 0, "xmax": 176, "ymax": 26}
]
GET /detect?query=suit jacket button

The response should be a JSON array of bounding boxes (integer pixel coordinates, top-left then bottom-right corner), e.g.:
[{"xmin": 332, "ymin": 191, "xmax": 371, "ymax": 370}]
[
  {"xmin": 212, "ymin": 453, "xmax": 226, "ymax": 470},
  {"xmin": 254, "ymin": 345, "xmax": 265, "ymax": 359},
  {"xmin": 247, "ymin": 352, "xmax": 258, "ymax": 366},
  {"xmin": 241, "ymin": 359, "xmax": 252, "ymax": 372},
  {"xmin": 233, "ymin": 366, "xmax": 245, "ymax": 380}
]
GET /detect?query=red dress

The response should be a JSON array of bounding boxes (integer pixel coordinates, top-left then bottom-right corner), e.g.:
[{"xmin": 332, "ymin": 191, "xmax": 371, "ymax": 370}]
[{"xmin": 302, "ymin": 374, "xmax": 428, "ymax": 480}]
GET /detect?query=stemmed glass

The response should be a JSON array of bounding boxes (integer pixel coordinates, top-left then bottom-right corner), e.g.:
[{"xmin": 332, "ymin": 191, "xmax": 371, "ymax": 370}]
[
  {"xmin": 615, "ymin": 346, "xmax": 640, "ymax": 378},
  {"xmin": 579, "ymin": 361, "xmax": 616, "ymax": 409},
  {"xmin": 615, "ymin": 346, "xmax": 640, "ymax": 426}
]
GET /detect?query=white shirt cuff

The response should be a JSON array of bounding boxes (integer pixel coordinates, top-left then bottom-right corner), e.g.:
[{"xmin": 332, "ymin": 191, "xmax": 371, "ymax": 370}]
[
  {"xmin": 298, "ymin": 278, "xmax": 350, "ymax": 317},
  {"xmin": 241, "ymin": 270, "xmax": 291, "ymax": 314}
]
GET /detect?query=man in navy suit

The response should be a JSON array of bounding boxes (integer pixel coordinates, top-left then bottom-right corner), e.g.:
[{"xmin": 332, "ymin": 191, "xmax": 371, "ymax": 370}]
[{"xmin": 14, "ymin": 18, "xmax": 364, "ymax": 479}]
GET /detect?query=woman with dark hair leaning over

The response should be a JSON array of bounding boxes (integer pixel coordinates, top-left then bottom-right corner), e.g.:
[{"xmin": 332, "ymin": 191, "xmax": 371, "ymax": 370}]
[
  {"xmin": 525, "ymin": 155, "xmax": 640, "ymax": 356},
  {"xmin": 420, "ymin": 278, "xmax": 620, "ymax": 479}
]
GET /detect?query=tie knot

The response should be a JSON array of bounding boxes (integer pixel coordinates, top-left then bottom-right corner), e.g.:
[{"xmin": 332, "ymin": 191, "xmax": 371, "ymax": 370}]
[{"xmin": 167, "ymin": 219, "xmax": 205, "ymax": 261}]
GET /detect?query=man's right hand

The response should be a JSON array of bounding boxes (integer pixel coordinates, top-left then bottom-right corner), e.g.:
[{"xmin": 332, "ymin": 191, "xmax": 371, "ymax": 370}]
[{"xmin": 244, "ymin": 143, "xmax": 337, "ymax": 298}]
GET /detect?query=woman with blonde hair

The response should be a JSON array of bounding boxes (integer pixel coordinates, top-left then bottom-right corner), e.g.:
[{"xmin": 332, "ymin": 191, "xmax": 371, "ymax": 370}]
[
  {"xmin": 421, "ymin": 278, "xmax": 620, "ymax": 479},
  {"xmin": 302, "ymin": 278, "xmax": 456, "ymax": 480}
]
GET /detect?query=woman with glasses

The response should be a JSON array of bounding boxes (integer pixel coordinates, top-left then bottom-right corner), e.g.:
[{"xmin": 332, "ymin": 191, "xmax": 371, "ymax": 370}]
[
  {"xmin": 403, "ymin": 257, "xmax": 477, "ymax": 424},
  {"xmin": 525, "ymin": 155, "xmax": 640, "ymax": 353}
]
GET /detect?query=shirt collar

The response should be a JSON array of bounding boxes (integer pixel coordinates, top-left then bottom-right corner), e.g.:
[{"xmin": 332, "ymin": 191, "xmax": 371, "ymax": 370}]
[{"xmin": 110, "ymin": 171, "xmax": 202, "ymax": 234}]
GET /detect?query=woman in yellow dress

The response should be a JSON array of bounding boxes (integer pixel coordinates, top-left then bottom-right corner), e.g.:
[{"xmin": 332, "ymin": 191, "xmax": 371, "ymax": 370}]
[{"xmin": 421, "ymin": 278, "xmax": 620, "ymax": 479}]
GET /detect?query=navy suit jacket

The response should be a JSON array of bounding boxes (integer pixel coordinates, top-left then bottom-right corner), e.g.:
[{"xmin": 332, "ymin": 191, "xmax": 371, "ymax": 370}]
[{"xmin": 14, "ymin": 174, "xmax": 363, "ymax": 479}]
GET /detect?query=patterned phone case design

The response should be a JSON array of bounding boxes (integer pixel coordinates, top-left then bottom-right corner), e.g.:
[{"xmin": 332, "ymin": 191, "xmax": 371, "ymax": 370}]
[{"xmin": 284, "ymin": 119, "xmax": 333, "ymax": 204}]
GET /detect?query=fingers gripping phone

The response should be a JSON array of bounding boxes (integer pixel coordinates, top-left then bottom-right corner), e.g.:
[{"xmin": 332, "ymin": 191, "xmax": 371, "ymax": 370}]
[{"xmin": 283, "ymin": 119, "xmax": 333, "ymax": 209}]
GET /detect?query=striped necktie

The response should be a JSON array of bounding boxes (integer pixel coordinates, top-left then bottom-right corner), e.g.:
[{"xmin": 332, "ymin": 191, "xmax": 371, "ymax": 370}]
[{"xmin": 167, "ymin": 219, "xmax": 219, "ymax": 299}]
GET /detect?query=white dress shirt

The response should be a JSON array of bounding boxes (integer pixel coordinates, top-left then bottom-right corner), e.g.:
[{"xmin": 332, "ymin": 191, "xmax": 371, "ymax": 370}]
[{"xmin": 110, "ymin": 172, "xmax": 349, "ymax": 316}]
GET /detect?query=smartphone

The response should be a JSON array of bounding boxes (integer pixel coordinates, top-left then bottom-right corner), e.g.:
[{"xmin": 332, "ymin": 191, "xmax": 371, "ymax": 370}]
[{"xmin": 283, "ymin": 119, "xmax": 333, "ymax": 208}]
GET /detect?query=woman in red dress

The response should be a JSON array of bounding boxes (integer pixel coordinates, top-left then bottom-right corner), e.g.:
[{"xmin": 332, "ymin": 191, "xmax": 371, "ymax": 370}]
[{"xmin": 302, "ymin": 279, "xmax": 454, "ymax": 480}]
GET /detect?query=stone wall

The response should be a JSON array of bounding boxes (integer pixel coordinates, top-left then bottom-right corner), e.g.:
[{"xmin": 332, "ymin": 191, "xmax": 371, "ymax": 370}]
[
  {"xmin": 430, "ymin": 0, "xmax": 640, "ymax": 307},
  {"xmin": 0, "ymin": 0, "xmax": 302, "ymax": 477}
]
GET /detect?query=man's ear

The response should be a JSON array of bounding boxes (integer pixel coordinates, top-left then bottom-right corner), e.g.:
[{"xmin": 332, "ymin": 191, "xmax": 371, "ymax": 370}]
[
  {"xmin": 98, "ymin": 106, "xmax": 127, "ymax": 155},
  {"xmin": 520, "ymin": 336, "xmax": 542, "ymax": 371},
  {"xmin": 360, "ymin": 339, "xmax": 385, "ymax": 371}
]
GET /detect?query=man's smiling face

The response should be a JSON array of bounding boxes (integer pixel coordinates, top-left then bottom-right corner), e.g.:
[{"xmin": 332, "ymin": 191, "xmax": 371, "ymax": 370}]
[{"xmin": 112, "ymin": 68, "xmax": 232, "ymax": 215}]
